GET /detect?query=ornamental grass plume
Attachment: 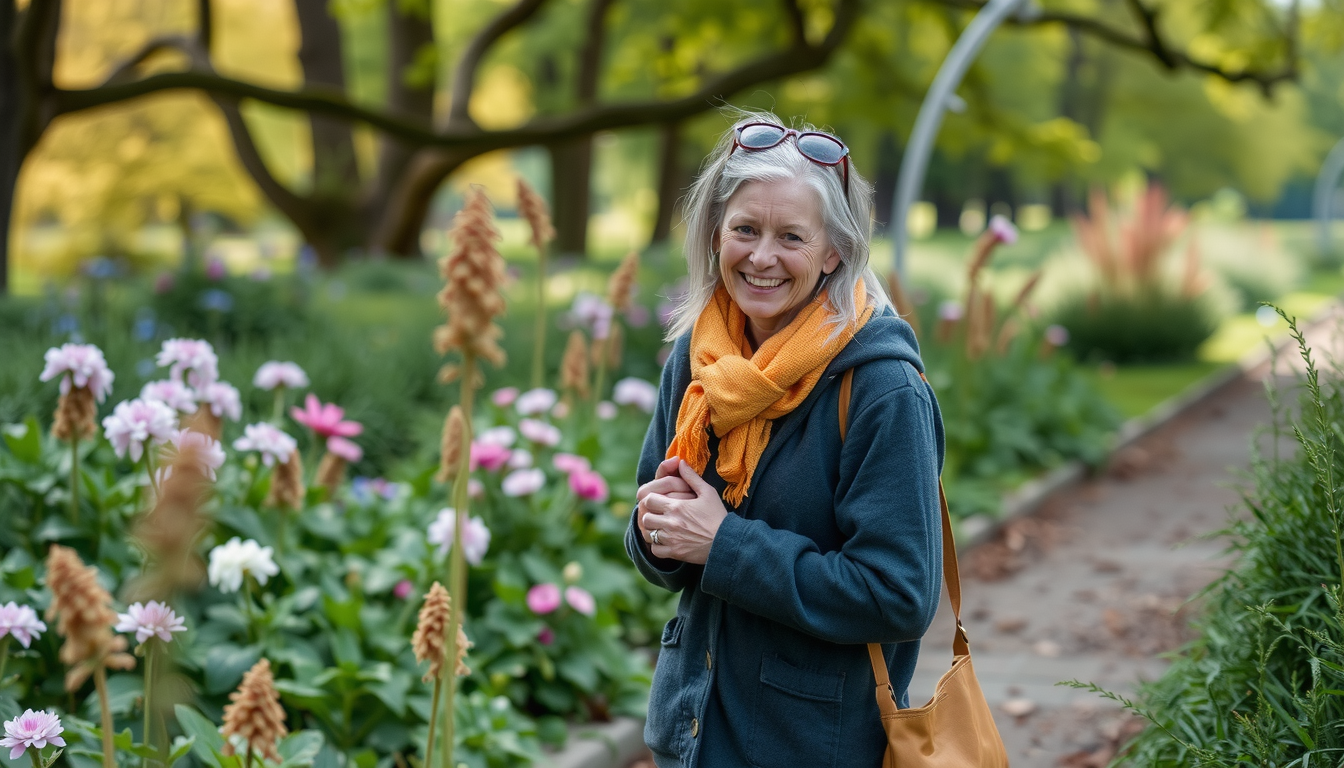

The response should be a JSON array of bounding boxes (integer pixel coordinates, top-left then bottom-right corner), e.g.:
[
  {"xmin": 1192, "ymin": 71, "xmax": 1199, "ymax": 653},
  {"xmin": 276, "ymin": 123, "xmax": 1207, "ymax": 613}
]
[
  {"xmin": 561, "ymin": 330, "xmax": 590, "ymax": 401},
  {"xmin": 220, "ymin": 659, "xmax": 287, "ymax": 763},
  {"xmin": 314, "ymin": 437, "xmax": 361, "ymax": 495},
  {"xmin": 607, "ymin": 251, "xmax": 639, "ymax": 313},
  {"xmin": 131, "ymin": 426, "xmax": 211, "ymax": 601},
  {"xmin": 265, "ymin": 451, "xmax": 304, "ymax": 511},
  {"xmin": 592, "ymin": 322, "xmax": 623, "ymax": 370},
  {"xmin": 436, "ymin": 406, "xmax": 466, "ymax": 484},
  {"xmin": 412, "ymin": 582, "xmax": 471, "ymax": 683},
  {"xmin": 434, "ymin": 188, "xmax": 508, "ymax": 381},
  {"xmin": 519, "ymin": 179, "xmax": 555, "ymax": 390}
]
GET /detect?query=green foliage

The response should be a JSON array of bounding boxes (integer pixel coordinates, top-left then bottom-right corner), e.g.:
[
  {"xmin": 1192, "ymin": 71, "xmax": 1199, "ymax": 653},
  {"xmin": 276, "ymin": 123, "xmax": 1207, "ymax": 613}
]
[{"xmin": 1053, "ymin": 290, "xmax": 1219, "ymax": 363}]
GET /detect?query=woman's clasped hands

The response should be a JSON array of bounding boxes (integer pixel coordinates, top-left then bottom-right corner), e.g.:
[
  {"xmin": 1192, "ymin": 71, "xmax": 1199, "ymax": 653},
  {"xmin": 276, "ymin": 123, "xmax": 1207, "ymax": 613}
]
[{"xmin": 637, "ymin": 457, "xmax": 727, "ymax": 565}]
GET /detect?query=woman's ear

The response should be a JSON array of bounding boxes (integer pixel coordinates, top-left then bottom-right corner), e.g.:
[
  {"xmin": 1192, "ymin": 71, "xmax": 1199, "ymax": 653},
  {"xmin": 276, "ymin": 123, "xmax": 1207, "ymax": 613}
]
[
  {"xmin": 822, "ymin": 249, "xmax": 842, "ymax": 276},
  {"xmin": 710, "ymin": 230, "xmax": 721, "ymax": 256}
]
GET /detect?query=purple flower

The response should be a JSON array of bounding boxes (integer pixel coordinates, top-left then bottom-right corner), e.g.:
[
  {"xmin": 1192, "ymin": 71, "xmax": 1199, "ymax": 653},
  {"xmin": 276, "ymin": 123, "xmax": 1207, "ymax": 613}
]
[
  {"xmin": 0, "ymin": 603, "xmax": 46, "ymax": 648},
  {"xmin": 564, "ymin": 586, "xmax": 596, "ymax": 616},
  {"xmin": 233, "ymin": 423, "xmax": 298, "ymax": 467},
  {"xmin": 156, "ymin": 339, "xmax": 219, "ymax": 388},
  {"xmin": 102, "ymin": 398, "xmax": 178, "ymax": 462},
  {"xmin": 569, "ymin": 293, "xmax": 614, "ymax": 340},
  {"xmin": 519, "ymin": 419, "xmax": 561, "ymax": 447},
  {"xmin": 427, "ymin": 509, "xmax": 491, "ymax": 565},
  {"xmin": 987, "ymin": 215, "xmax": 1018, "ymax": 245},
  {"xmin": 1045, "ymin": 324, "xmax": 1070, "ymax": 347},
  {"xmin": 252, "ymin": 361, "xmax": 309, "ymax": 391},
  {"xmin": 501, "ymin": 468, "xmax": 545, "ymax": 497},
  {"xmin": 393, "ymin": 580, "xmax": 414, "ymax": 600},
  {"xmin": 205, "ymin": 257, "xmax": 227, "ymax": 281},
  {"xmin": 141, "ymin": 380, "xmax": 198, "ymax": 414},
  {"xmin": 515, "ymin": 388, "xmax": 557, "ymax": 416},
  {"xmin": 527, "ymin": 583, "xmax": 562, "ymax": 614},
  {"xmin": 39, "ymin": 343, "xmax": 115, "ymax": 402},
  {"xmin": 612, "ymin": 377, "xmax": 658, "ymax": 413},
  {"xmin": 1, "ymin": 710, "xmax": 65, "ymax": 760},
  {"xmin": 537, "ymin": 627, "xmax": 555, "ymax": 645},
  {"xmin": 115, "ymin": 601, "xmax": 187, "ymax": 644},
  {"xmin": 196, "ymin": 381, "xmax": 242, "ymax": 421}
]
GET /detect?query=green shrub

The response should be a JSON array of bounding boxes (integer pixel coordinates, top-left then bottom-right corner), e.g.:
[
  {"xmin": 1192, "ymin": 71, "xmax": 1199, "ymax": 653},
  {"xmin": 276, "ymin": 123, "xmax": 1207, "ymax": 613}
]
[{"xmin": 1052, "ymin": 290, "xmax": 1218, "ymax": 363}]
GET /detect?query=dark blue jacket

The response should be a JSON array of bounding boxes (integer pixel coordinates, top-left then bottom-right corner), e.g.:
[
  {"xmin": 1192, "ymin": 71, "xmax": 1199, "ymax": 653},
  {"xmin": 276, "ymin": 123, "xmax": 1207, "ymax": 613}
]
[{"xmin": 626, "ymin": 308, "xmax": 945, "ymax": 768}]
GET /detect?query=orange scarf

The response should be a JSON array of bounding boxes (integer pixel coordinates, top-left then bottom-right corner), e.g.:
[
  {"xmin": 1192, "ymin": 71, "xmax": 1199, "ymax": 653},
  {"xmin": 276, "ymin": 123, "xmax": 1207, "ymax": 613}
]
[{"xmin": 668, "ymin": 279, "xmax": 873, "ymax": 506}]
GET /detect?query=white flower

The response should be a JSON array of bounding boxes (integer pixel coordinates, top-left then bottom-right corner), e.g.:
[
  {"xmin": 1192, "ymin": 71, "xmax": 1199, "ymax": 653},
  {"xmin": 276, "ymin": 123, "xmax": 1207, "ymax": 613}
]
[
  {"xmin": 196, "ymin": 381, "xmax": 243, "ymax": 421},
  {"xmin": 161, "ymin": 429, "xmax": 226, "ymax": 480},
  {"xmin": 102, "ymin": 398, "xmax": 178, "ymax": 462},
  {"xmin": 39, "ymin": 343, "xmax": 114, "ymax": 402},
  {"xmin": 207, "ymin": 538, "xmax": 279, "ymax": 593},
  {"xmin": 0, "ymin": 603, "xmax": 46, "ymax": 648},
  {"xmin": 426, "ymin": 509, "xmax": 492, "ymax": 565},
  {"xmin": 519, "ymin": 418, "xmax": 561, "ymax": 447},
  {"xmin": 507, "ymin": 448, "xmax": 533, "ymax": 469},
  {"xmin": 115, "ymin": 601, "xmax": 187, "ymax": 644},
  {"xmin": 477, "ymin": 426, "xmax": 517, "ymax": 448},
  {"xmin": 233, "ymin": 423, "xmax": 298, "ymax": 467},
  {"xmin": 156, "ymin": 339, "xmax": 219, "ymax": 388},
  {"xmin": 612, "ymin": 378, "xmax": 658, "ymax": 413},
  {"xmin": 141, "ymin": 379, "xmax": 198, "ymax": 413},
  {"xmin": 515, "ymin": 388, "xmax": 558, "ymax": 416},
  {"xmin": 501, "ymin": 468, "xmax": 545, "ymax": 496},
  {"xmin": 252, "ymin": 361, "xmax": 309, "ymax": 391}
]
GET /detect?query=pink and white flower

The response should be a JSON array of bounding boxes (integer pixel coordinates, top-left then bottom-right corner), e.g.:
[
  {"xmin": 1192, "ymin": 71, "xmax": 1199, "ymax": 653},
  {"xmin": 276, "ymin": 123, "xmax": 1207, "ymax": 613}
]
[
  {"xmin": 938, "ymin": 301, "xmax": 963, "ymax": 323},
  {"xmin": 987, "ymin": 214, "xmax": 1018, "ymax": 245},
  {"xmin": 569, "ymin": 469, "xmax": 609, "ymax": 502},
  {"xmin": 253, "ymin": 361, "xmax": 309, "ymax": 391},
  {"xmin": 0, "ymin": 603, "xmax": 46, "ymax": 648},
  {"xmin": 1, "ymin": 710, "xmax": 65, "ymax": 760},
  {"xmin": 1045, "ymin": 324, "xmax": 1070, "ymax": 347},
  {"xmin": 196, "ymin": 381, "xmax": 243, "ymax": 421},
  {"xmin": 515, "ymin": 388, "xmax": 558, "ymax": 416},
  {"xmin": 156, "ymin": 339, "xmax": 219, "ymax": 388},
  {"xmin": 519, "ymin": 419, "xmax": 561, "ymax": 447},
  {"xmin": 102, "ymin": 398, "xmax": 178, "ymax": 462},
  {"xmin": 564, "ymin": 586, "xmax": 596, "ymax": 617},
  {"xmin": 393, "ymin": 580, "xmax": 414, "ymax": 600},
  {"xmin": 570, "ymin": 293, "xmax": 614, "ymax": 340},
  {"xmin": 141, "ymin": 380, "xmax": 198, "ymax": 414},
  {"xmin": 327, "ymin": 436, "xmax": 363, "ymax": 463},
  {"xmin": 553, "ymin": 453, "xmax": 591, "ymax": 475},
  {"xmin": 507, "ymin": 449, "xmax": 533, "ymax": 470},
  {"xmin": 477, "ymin": 426, "xmax": 517, "ymax": 448},
  {"xmin": 291, "ymin": 394, "xmax": 363, "ymax": 439},
  {"xmin": 115, "ymin": 601, "xmax": 187, "ymax": 644},
  {"xmin": 501, "ymin": 468, "xmax": 545, "ymax": 496},
  {"xmin": 427, "ymin": 509, "xmax": 492, "ymax": 564},
  {"xmin": 39, "ymin": 343, "xmax": 114, "ymax": 401},
  {"xmin": 160, "ymin": 429, "xmax": 226, "ymax": 481},
  {"xmin": 526, "ymin": 583, "xmax": 562, "ymax": 614},
  {"xmin": 595, "ymin": 401, "xmax": 617, "ymax": 420},
  {"xmin": 232, "ymin": 423, "xmax": 298, "ymax": 467},
  {"xmin": 490, "ymin": 387, "xmax": 520, "ymax": 407},
  {"xmin": 612, "ymin": 377, "xmax": 658, "ymax": 413},
  {"xmin": 207, "ymin": 538, "xmax": 279, "ymax": 593},
  {"xmin": 471, "ymin": 442, "xmax": 512, "ymax": 472}
]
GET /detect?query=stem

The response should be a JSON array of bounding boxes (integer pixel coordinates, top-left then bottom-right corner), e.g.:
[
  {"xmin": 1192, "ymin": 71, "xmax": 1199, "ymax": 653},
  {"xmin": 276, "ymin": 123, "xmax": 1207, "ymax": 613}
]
[
  {"xmin": 531, "ymin": 248, "xmax": 549, "ymax": 390},
  {"xmin": 272, "ymin": 388, "xmax": 285, "ymax": 424},
  {"xmin": 244, "ymin": 744, "xmax": 253, "ymax": 768},
  {"xmin": 28, "ymin": 748, "xmax": 41, "ymax": 768},
  {"xmin": 242, "ymin": 577, "xmax": 259, "ymax": 643},
  {"xmin": 424, "ymin": 675, "xmax": 443, "ymax": 768},
  {"xmin": 442, "ymin": 353, "xmax": 477, "ymax": 768},
  {"xmin": 69, "ymin": 436, "xmax": 81, "ymax": 523},
  {"xmin": 95, "ymin": 666, "xmax": 115, "ymax": 768},
  {"xmin": 142, "ymin": 642, "xmax": 156, "ymax": 768},
  {"xmin": 0, "ymin": 636, "xmax": 11, "ymax": 686}
]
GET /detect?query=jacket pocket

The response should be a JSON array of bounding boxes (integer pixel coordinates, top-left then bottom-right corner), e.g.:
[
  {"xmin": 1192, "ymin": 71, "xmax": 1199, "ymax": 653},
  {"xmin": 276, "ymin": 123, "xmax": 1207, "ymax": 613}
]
[
  {"xmin": 748, "ymin": 654, "xmax": 844, "ymax": 768},
  {"xmin": 644, "ymin": 617, "xmax": 687, "ymax": 760}
]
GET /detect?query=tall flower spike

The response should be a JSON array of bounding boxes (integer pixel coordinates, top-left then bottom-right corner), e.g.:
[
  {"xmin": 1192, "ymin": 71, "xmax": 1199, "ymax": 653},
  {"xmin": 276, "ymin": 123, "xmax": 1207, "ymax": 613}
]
[
  {"xmin": 517, "ymin": 179, "xmax": 555, "ymax": 251},
  {"xmin": 607, "ymin": 251, "xmax": 639, "ymax": 313},
  {"xmin": 52, "ymin": 386, "xmax": 98, "ymax": 442},
  {"xmin": 434, "ymin": 188, "xmax": 508, "ymax": 373},
  {"xmin": 131, "ymin": 432, "xmax": 211, "ymax": 601},
  {"xmin": 220, "ymin": 659, "xmax": 287, "ymax": 763},
  {"xmin": 437, "ymin": 406, "xmax": 466, "ymax": 484},
  {"xmin": 265, "ymin": 451, "xmax": 304, "ymax": 511},
  {"xmin": 561, "ymin": 330, "xmax": 590, "ymax": 400},
  {"xmin": 411, "ymin": 582, "xmax": 471, "ymax": 682},
  {"xmin": 592, "ymin": 322, "xmax": 622, "ymax": 370},
  {"xmin": 45, "ymin": 546, "xmax": 135, "ymax": 691}
]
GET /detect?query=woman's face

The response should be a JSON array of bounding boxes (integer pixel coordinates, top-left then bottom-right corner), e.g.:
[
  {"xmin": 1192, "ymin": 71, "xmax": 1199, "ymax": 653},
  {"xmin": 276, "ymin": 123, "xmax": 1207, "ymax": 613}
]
[{"xmin": 715, "ymin": 179, "xmax": 841, "ymax": 347}]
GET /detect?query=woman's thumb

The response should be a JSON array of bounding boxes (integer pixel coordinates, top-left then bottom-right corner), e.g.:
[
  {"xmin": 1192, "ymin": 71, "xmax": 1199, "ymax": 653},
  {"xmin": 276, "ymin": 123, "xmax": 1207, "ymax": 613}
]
[{"xmin": 677, "ymin": 460, "xmax": 711, "ymax": 492}]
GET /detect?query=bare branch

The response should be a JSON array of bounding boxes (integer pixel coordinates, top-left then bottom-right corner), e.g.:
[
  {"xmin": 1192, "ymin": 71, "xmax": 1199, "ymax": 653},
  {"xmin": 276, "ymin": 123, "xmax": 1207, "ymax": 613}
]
[
  {"xmin": 447, "ymin": 0, "xmax": 548, "ymax": 125},
  {"xmin": 100, "ymin": 35, "xmax": 203, "ymax": 85},
  {"xmin": 576, "ymin": 0, "xmax": 617, "ymax": 103},
  {"xmin": 1121, "ymin": 0, "xmax": 1175, "ymax": 69},
  {"xmin": 198, "ymin": 0, "xmax": 213, "ymax": 52},
  {"xmin": 780, "ymin": 0, "xmax": 807, "ymax": 44},
  {"xmin": 212, "ymin": 96, "xmax": 308, "ymax": 224}
]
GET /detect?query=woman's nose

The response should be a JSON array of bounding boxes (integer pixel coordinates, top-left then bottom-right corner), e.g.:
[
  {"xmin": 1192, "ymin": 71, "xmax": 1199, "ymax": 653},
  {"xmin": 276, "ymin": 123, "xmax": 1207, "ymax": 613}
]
[{"xmin": 748, "ymin": 246, "xmax": 779, "ymax": 268}]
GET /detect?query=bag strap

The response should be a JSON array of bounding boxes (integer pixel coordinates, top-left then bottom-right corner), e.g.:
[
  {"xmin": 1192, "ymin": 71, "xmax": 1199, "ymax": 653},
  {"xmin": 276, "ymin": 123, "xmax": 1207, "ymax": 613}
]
[{"xmin": 837, "ymin": 368, "xmax": 970, "ymax": 712}]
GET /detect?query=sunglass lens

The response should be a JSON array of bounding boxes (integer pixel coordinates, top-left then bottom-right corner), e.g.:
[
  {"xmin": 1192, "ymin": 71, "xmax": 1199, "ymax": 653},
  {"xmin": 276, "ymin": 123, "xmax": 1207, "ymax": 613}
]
[
  {"xmin": 738, "ymin": 124, "xmax": 786, "ymax": 149},
  {"xmin": 796, "ymin": 133, "xmax": 846, "ymax": 164}
]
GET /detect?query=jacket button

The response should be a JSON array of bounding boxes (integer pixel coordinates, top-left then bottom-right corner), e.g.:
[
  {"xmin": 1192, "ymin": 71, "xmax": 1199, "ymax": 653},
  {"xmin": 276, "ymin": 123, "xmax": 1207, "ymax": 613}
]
[
  {"xmin": 705, "ymin": 651, "xmax": 712, "ymax": 670},
  {"xmin": 691, "ymin": 718, "xmax": 699, "ymax": 738}
]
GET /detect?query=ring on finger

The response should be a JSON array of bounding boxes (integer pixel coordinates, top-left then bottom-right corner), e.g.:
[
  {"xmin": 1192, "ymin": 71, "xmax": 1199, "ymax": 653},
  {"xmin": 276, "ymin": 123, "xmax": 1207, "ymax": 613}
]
[{"xmin": 651, "ymin": 529, "xmax": 662, "ymax": 546}]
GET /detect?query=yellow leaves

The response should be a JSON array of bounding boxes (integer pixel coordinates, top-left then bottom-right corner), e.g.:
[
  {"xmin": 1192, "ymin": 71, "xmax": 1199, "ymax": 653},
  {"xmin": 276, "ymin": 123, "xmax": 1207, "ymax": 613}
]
[{"xmin": 469, "ymin": 66, "xmax": 535, "ymax": 130}]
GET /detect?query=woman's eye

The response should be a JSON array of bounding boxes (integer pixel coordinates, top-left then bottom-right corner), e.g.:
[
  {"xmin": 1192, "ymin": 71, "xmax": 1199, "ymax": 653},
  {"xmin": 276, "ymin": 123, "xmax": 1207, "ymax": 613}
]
[
  {"xmin": 783, "ymin": 232, "xmax": 802, "ymax": 242},
  {"xmin": 734, "ymin": 225, "xmax": 755, "ymax": 235}
]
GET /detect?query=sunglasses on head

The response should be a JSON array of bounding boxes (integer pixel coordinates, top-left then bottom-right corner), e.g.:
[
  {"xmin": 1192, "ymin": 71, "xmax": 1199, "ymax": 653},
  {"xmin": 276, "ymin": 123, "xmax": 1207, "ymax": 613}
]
[{"xmin": 729, "ymin": 122, "xmax": 851, "ymax": 195}]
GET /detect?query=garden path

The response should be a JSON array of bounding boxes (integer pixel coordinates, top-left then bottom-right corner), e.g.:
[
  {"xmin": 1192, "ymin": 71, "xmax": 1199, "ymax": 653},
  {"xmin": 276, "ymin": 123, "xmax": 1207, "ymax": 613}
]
[{"xmin": 908, "ymin": 308, "xmax": 1344, "ymax": 767}]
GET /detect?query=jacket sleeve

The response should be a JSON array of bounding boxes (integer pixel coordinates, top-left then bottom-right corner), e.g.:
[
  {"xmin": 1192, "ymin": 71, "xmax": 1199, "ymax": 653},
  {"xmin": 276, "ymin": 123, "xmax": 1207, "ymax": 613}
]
[
  {"xmin": 625, "ymin": 338, "xmax": 703, "ymax": 593},
  {"xmin": 699, "ymin": 367, "xmax": 943, "ymax": 644}
]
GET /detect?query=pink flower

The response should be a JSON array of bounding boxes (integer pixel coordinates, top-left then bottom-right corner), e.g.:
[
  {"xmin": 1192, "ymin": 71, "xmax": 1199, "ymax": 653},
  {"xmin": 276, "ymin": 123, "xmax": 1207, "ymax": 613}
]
[
  {"xmin": 938, "ymin": 301, "xmax": 963, "ymax": 322},
  {"xmin": 987, "ymin": 214, "xmax": 1018, "ymax": 245},
  {"xmin": 156, "ymin": 339, "xmax": 218, "ymax": 388},
  {"xmin": 39, "ymin": 343, "xmax": 115, "ymax": 402},
  {"xmin": 1045, "ymin": 324, "xmax": 1070, "ymax": 347},
  {"xmin": 291, "ymin": 394, "xmax": 363, "ymax": 438},
  {"xmin": 141, "ymin": 380, "xmax": 198, "ymax": 414},
  {"xmin": 477, "ymin": 426, "xmax": 517, "ymax": 448},
  {"xmin": 515, "ymin": 388, "xmax": 557, "ymax": 416},
  {"xmin": 569, "ymin": 469, "xmax": 609, "ymax": 502},
  {"xmin": 551, "ymin": 401, "xmax": 570, "ymax": 419},
  {"xmin": 154, "ymin": 272, "xmax": 175, "ymax": 294},
  {"xmin": 471, "ymin": 442, "xmax": 512, "ymax": 472},
  {"xmin": 508, "ymin": 449, "xmax": 533, "ymax": 469},
  {"xmin": 162, "ymin": 429, "xmax": 226, "ymax": 480},
  {"xmin": 552, "ymin": 453, "xmax": 591, "ymax": 474},
  {"xmin": 393, "ymin": 580, "xmax": 414, "ymax": 600},
  {"xmin": 205, "ymin": 257, "xmax": 227, "ymax": 280},
  {"xmin": 0, "ymin": 603, "xmax": 46, "ymax": 648},
  {"xmin": 253, "ymin": 361, "xmax": 309, "ymax": 391},
  {"xmin": 196, "ymin": 381, "xmax": 242, "ymax": 421},
  {"xmin": 570, "ymin": 293, "xmax": 614, "ymax": 340},
  {"xmin": 115, "ymin": 601, "xmax": 187, "ymax": 644},
  {"xmin": 502, "ymin": 468, "xmax": 545, "ymax": 496},
  {"xmin": 527, "ymin": 583, "xmax": 562, "ymax": 614},
  {"xmin": 1, "ymin": 710, "xmax": 65, "ymax": 760},
  {"xmin": 564, "ymin": 586, "xmax": 596, "ymax": 616},
  {"xmin": 595, "ymin": 401, "xmax": 617, "ymax": 420},
  {"xmin": 468, "ymin": 478, "xmax": 484, "ymax": 499},
  {"xmin": 519, "ymin": 419, "xmax": 561, "ymax": 447},
  {"xmin": 427, "ymin": 508, "xmax": 491, "ymax": 565},
  {"xmin": 102, "ymin": 398, "xmax": 178, "ymax": 462},
  {"xmin": 491, "ymin": 387, "xmax": 520, "ymax": 407},
  {"xmin": 537, "ymin": 627, "xmax": 555, "ymax": 645},
  {"xmin": 327, "ymin": 436, "xmax": 363, "ymax": 462},
  {"xmin": 613, "ymin": 377, "xmax": 658, "ymax": 413},
  {"xmin": 232, "ymin": 422, "xmax": 298, "ymax": 467}
]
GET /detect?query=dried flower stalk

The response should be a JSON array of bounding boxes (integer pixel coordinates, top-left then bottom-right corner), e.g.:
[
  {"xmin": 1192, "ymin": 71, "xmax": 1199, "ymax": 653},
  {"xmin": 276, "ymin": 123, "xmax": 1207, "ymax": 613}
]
[
  {"xmin": 561, "ymin": 330, "xmax": 591, "ymax": 400},
  {"xmin": 221, "ymin": 659, "xmax": 288, "ymax": 763},
  {"xmin": 52, "ymin": 386, "xmax": 97, "ymax": 441},
  {"xmin": 607, "ymin": 251, "xmax": 639, "ymax": 312},
  {"xmin": 592, "ymin": 322, "xmax": 623, "ymax": 370},
  {"xmin": 886, "ymin": 271, "xmax": 921, "ymax": 338},
  {"xmin": 131, "ymin": 438, "xmax": 211, "ymax": 601},
  {"xmin": 434, "ymin": 188, "xmax": 508, "ymax": 370},
  {"xmin": 45, "ymin": 545, "xmax": 136, "ymax": 691},
  {"xmin": 314, "ymin": 453, "xmax": 345, "ymax": 495},
  {"xmin": 412, "ymin": 582, "xmax": 471, "ymax": 683},
  {"xmin": 437, "ymin": 407, "xmax": 466, "ymax": 484},
  {"xmin": 517, "ymin": 179, "xmax": 555, "ymax": 251},
  {"xmin": 265, "ymin": 451, "xmax": 304, "ymax": 511}
]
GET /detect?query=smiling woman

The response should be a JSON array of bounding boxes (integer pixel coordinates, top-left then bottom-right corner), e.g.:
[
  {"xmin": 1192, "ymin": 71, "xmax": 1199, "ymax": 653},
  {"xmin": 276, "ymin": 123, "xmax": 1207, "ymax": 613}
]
[{"xmin": 626, "ymin": 111, "xmax": 947, "ymax": 768}]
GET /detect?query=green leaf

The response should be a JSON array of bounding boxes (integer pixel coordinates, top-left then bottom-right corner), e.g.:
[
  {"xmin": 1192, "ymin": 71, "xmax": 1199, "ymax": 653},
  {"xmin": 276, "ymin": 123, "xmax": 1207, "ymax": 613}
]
[
  {"xmin": 364, "ymin": 668, "xmax": 412, "ymax": 717},
  {"xmin": 113, "ymin": 728, "xmax": 162, "ymax": 759},
  {"xmin": 173, "ymin": 705, "xmax": 225, "ymax": 768},
  {"xmin": 276, "ymin": 731, "xmax": 324, "ymax": 768},
  {"xmin": 2, "ymin": 417, "xmax": 42, "ymax": 464},
  {"xmin": 167, "ymin": 736, "xmax": 197, "ymax": 766},
  {"xmin": 203, "ymin": 643, "xmax": 262, "ymax": 695}
]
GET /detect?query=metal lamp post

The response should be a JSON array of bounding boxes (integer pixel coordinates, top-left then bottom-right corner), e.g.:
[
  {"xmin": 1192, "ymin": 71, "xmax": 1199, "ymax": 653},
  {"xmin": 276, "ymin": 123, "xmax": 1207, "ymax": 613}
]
[{"xmin": 1313, "ymin": 136, "xmax": 1344, "ymax": 259}]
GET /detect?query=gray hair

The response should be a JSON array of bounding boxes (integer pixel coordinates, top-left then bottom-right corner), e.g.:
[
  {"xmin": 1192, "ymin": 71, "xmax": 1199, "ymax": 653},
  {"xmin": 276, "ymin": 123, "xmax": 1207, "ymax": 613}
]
[{"xmin": 665, "ymin": 109, "xmax": 891, "ymax": 342}]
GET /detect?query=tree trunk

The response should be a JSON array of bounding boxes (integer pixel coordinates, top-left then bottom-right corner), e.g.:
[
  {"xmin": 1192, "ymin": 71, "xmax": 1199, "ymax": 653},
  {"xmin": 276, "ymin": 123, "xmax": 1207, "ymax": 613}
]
[
  {"xmin": 0, "ymin": 1, "xmax": 20, "ymax": 293},
  {"xmin": 372, "ymin": 0, "xmax": 434, "ymax": 209},
  {"xmin": 373, "ymin": 148, "xmax": 472, "ymax": 257},
  {"xmin": 1051, "ymin": 27, "xmax": 1087, "ymax": 217},
  {"xmin": 549, "ymin": 136, "xmax": 593, "ymax": 256},
  {"xmin": 650, "ymin": 120, "xmax": 685, "ymax": 246},
  {"xmin": 872, "ymin": 130, "xmax": 901, "ymax": 235}
]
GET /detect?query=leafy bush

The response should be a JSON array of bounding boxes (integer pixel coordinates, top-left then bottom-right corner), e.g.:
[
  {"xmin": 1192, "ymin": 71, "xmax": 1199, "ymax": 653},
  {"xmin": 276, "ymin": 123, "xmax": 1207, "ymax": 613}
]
[{"xmin": 1052, "ymin": 290, "xmax": 1218, "ymax": 363}]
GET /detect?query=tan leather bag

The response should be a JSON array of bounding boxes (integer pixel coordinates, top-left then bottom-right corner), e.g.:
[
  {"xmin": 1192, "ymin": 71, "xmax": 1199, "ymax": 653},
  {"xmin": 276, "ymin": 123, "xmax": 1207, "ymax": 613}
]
[{"xmin": 839, "ymin": 368, "xmax": 1010, "ymax": 767}]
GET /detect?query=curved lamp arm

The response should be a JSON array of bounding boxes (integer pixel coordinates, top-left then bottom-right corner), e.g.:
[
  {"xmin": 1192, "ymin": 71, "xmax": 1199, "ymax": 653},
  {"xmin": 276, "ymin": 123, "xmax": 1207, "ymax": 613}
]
[{"xmin": 1314, "ymin": 136, "xmax": 1344, "ymax": 259}]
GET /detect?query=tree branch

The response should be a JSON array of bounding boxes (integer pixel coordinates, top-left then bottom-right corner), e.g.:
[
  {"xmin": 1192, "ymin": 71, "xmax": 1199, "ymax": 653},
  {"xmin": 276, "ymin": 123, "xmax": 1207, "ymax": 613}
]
[
  {"xmin": 447, "ymin": 0, "xmax": 548, "ymax": 126},
  {"xmin": 576, "ymin": 0, "xmax": 616, "ymax": 104},
  {"xmin": 100, "ymin": 35, "xmax": 204, "ymax": 85},
  {"xmin": 780, "ymin": 0, "xmax": 807, "ymax": 45},
  {"xmin": 1121, "ymin": 0, "xmax": 1174, "ymax": 69},
  {"xmin": 212, "ymin": 96, "xmax": 308, "ymax": 225}
]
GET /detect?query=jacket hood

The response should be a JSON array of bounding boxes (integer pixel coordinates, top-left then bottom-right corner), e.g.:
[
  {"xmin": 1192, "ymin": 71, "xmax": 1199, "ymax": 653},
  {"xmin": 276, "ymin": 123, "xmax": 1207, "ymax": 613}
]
[{"xmin": 829, "ymin": 305, "xmax": 924, "ymax": 375}]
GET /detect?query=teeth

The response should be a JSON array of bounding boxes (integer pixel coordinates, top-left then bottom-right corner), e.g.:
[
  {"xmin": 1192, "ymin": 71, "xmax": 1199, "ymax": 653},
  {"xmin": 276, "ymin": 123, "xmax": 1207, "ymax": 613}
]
[{"xmin": 743, "ymin": 274, "xmax": 785, "ymax": 288}]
